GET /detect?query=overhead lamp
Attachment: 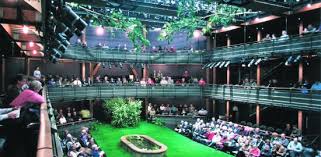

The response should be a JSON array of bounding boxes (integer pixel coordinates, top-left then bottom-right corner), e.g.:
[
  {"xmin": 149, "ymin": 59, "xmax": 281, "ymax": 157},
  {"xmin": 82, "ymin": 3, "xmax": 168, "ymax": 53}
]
[
  {"xmin": 254, "ymin": 58, "xmax": 262, "ymax": 65},
  {"xmin": 285, "ymin": 56, "xmax": 293, "ymax": 66},
  {"xmin": 214, "ymin": 62, "xmax": 221, "ymax": 68},
  {"xmin": 224, "ymin": 61, "xmax": 230, "ymax": 67},
  {"xmin": 29, "ymin": 41, "xmax": 34, "ymax": 47},
  {"xmin": 32, "ymin": 50, "xmax": 37, "ymax": 55},
  {"xmin": 248, "ymin": 59, "xmax": 255, "ymax": 67},
  {"xmin": 219, "ymin": 61, "xmax": 226, "ymax": 68},
  {"xmin": 22, "ymin": 25, "xmax": 29, "ymax": 34},
  {"xmin": 202, "ymin": 63, "xmax": 208, "ymax": 69},
  {"xmin": 96, "ymin": 26, "xmax": 105, "ymax": 36},
  {"xmin": 293, "ymin": 55, "xmax": 301, "ymax": 63},
  {"xmin": 209, "ymin": 62, "xmax": 216, "ymax": 69}
]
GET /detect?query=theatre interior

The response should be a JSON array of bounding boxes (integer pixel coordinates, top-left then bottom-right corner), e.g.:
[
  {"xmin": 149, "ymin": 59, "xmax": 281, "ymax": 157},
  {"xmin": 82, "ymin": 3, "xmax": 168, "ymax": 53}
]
[{"xmin": 0, "ymin": 0, "xmax": 321, "ymax": 157}]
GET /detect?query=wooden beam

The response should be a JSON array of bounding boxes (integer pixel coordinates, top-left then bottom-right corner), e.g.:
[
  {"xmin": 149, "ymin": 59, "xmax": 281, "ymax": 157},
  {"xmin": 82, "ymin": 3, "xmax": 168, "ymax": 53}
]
[
  {"xmin": 91, "ymin": 63, "xmax": 101, "ymax": 77},
  {"xmin": 128, "ymin": 64, "xmax": 138, "ymax": 79}
]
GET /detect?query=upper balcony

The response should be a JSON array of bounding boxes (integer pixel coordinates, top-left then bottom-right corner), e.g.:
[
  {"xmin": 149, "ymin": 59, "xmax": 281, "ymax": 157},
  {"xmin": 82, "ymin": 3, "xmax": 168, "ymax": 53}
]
[
  {"xmin": 47, "ymin": 85, "xmax": 321, "ymax": 112},
  {"xmin": 63, "ymin": 47, "xmax": 205, "ymax": 64},
  {"xmin": 210, "ymin": 32, "xmax": 321, "ymax": 63}
]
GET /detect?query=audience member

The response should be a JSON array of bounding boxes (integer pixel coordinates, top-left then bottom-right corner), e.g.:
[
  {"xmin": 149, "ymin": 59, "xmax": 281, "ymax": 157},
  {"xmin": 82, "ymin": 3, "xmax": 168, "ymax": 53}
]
[{"xmin": 33, "ymin": 66, "xmax": 41, "ymax": 79}]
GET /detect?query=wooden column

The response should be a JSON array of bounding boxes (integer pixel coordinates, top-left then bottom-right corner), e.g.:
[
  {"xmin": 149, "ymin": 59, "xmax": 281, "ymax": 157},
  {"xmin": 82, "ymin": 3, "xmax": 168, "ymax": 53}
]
[
  {"xmin": 299, "ymin": 62, "xmax": 303, "ymax": 84},
  {"xmin": 298, "ymin": 111, "xmax": 303, "ymax": 130},
  {"xmin": 212, "ymin": 100, "xmax": 216, "ymax": 118},
  {"xmin": 205, "ymin": 98, "xmax": 210, "ymax": 111},
  {"xmin": 227, "ymin": 36, "xmax": 231, "ymax": 47},
  {"xmin": 81, "ymin": 62, "xmax": 86, "ymax": 81},
  {"xmin": 89, "ymin": 63, "xmax": 93, "ymax": 80},
  {"xmin": 299, "ymin": 21, "xmax": 304, "ymax": 36},
  {"xmin": 1, "ymin": 55, "xmax": 5, "ymax": 92},
  {"xmin": 206, "ymin": 68, "xmax": 210, "ymax": 83},
  {"xmin": 257, "ymin": 30, "xmax": 262, "ymax": 42},
  {"xmin": 298, "ymin": 62, "xmax": 304, "ymax": 130},
  {"xmin": 143, "ymin": 64, "xmax": 148, "ymax": 79},
  {"xmin": 213, "ymin": 68, "xmax": 217, "ymax": 84},
  {"xmin": 256, "ymin": 64, "xmax": 261, "ymax": 125},
  {"xmin": 226, "ymin": 65, "xmax": 230, "ymax": 120},
  {"xmin": 145, "ymin": 98, "xmax": 149, "ymax": 119}
]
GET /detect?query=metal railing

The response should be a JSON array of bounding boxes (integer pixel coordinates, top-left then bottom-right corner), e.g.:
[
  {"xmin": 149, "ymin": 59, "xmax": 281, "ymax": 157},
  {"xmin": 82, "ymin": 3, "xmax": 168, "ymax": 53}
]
[
  {"xmin": 63, "ymin": 47, "xmax": 205, "ymax": 64},
  {"xmin": 47, "ymin": 84, "xmax": 321, "ymax": 112},
  {"xmin": 203, "ymin": 85, "xmax": 321, "ymax": 112},
  {"xmin": 47, "ymin": 85, "xmax": 203, "ymax": 103},
  {"xmin": 211, "ymin": 32, "xmax": 321, "ymax": 62}
]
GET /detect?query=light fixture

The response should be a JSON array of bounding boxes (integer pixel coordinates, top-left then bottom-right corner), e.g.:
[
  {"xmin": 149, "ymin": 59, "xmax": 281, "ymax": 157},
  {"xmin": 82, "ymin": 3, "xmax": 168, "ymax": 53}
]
[
  {"xmin": 96, "ymin": 26, "xmax": 105, "ymax": 36},
  {"xmin": 242, "ymin": 63, "xmax": 246, "ymax": 67},
  {"xmin": 209, "ymin": 62, "xmax": 216, "ymax": 69},
  {"xmin": 224, "ymin": 61, "xmax": 230, "ymax": 67},
  {"xmin": 219, "ymin": 61, "xmax": 226, "ymax": 68},
  {"xmin": 214, "ymin": 62, "xmax": 221, "ymax": 68},
  {"xmin": 307, "ymin": 3, "xmax": 311, "ymax": 7},
  {"xmin": 285, "ymin": 56, "xmax": 293, "ymax": 66},
  {"xmin": 193, "ymin": 30, "xmax": 201, "ymax": 38},
  {"xmin": 22, "ymin": 25, "xmax": 29, "ymax": 34},
  {"xmin": 29, "ymin": 41, "xmax": 34, "ymax": 47},
  {"xmin": 254, "ymin": 58, "xmax": 262, "ymax": 65},
  {"xmin": 294, "ymin": 55, "xmax": 301, "ymax": 63},
  {"xmin": 248, "ymin": 59, "xmax": 255, "ymax": 67},
  {"xmin": 32, "ymin": 50, "xmax": 37, "ymax": 55}
]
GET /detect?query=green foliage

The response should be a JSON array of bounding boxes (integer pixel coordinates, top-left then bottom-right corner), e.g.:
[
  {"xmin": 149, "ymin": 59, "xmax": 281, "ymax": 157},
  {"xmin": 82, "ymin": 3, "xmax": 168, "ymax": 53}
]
[
  {"xmin": 151, "ymin": 118, "xmax": 165, "ymax": 126},
  {"xmin": 159, "ymin": 1, "xmax": 246, "ymax": 41},
  {"xmin": 103, "ymin": 98, "xmax": 142, "ymax": 128}
]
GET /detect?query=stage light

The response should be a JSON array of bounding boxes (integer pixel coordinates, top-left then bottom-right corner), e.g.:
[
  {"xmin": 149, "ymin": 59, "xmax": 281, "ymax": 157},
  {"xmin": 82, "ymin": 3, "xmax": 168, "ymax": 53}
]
[
  {"xmin": 254, "ymin": 58, "xmax": 262, "ymax": 65},
  {"xmin": 22, "ymin": 25, "xmax": 29, "ymax": 34},
  {"xmin": 307, "ymin": 3, "xmax": 311, "ymax": 7},
  {"xmin": 29, "ymin": 41, "xmax": 34, "ymax": 47},
  {"xmin": 32, "ymin": 50, "xmax": 37, "ymax": 55},
  {"xmin": 248, "ymin": 59, "xmax": 255, "ymax": 67},
  {"xmin": 62, "ymin": 6, "xmax": 80, "ymax": 28},
  {"xmin": 193, "ymin": 30, "xmax": 201, "ymax": 38},
  {"xmin": 294, "ymin": 55, "xmax": 301, "ymax": 63},
  {"xmin": 215, "ymin": 62, "xmax": 221, "ymax": 68},
  {"xmin": 285, "ymin": 56, "xmax": 293, "ymax": 66},
  {"xmin": 96, "ymin": 26, "xmax": 105, "ymax": 36},
  {"xmin": 242, "ymin": 63, "xmax": 246, "ymax": 67},
  {"xmin": 224, "ymin": 61, "xmax": 230, "ymax": 67},
  {"xmin": 219, "ymin": 61, "xmax": 226, "ymax": 68},
  {"xmin": 209, "ymin": 62, "xmax": 216, "ymax": 69}
]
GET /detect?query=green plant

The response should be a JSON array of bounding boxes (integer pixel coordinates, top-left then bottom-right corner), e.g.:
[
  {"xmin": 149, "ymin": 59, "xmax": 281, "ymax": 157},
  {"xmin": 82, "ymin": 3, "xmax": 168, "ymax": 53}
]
[
  {"xmin": 152, "ymin": 118, "xmax": 165, "ymax": 126},
  {"xmin": 103, "ymin": 98, "xmax": 142, "ymax": 128}
]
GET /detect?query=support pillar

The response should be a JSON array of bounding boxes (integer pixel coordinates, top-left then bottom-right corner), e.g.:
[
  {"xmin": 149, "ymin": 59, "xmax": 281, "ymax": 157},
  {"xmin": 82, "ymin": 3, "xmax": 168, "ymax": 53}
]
[
  {"xmin": 145, "ymin": 98, "xmax": 149, "ymax": 119},
  {"xmin": 143, "ymin": 64, "xmax": 148, "ymax": 79},
  {"xmin": 227, "ymin": 36, "xmax": 231, "ymax": 47},
  {"xmin": 213, "ymin": 68, "xmax": 217, "ymax": 84},
  {"xmin": 298, "ymin": 111, "xmax": 303, "ymax": 130},
  {"xmin": 256, "ymin": 64, "xmax": 261, "ymax": 125},
  {"xmin": 205, "ymin": 98, "xmax": 210, "ymax": 112},
  {"xmin": 1, "ymin": 55, "xmax": 5, "ymax": 92},
  {"xmin": 206, "ymin": 68, "xmax": 210, "ymax": 83},
  {"xmin": 212, "ymin": 100, "xmax": 216, "ymax": 118},
  {"xmin": 298, "ymin": 62, "xmax": 304, "ymax": 130},
  {"xmin": 25, "ymin": 57, "xmax": 30, "ymax": 76},
  {"xmin": 81, "ymin": 62, "xmax": 86, "ymax": 81},
  {"xmin": 226, "ymin": 65, "xmax": 230, "ymax": 120},
  {"xmin": 299, "ymin": 21, "xmax": 304, "ymax": 36},
  {"xmin": 257, "ymin": 30, "xmax": 262, "ymax": 42},
  {"xmin": 89, "ymin": 63, "xmax": 93, "ymax": 80}
]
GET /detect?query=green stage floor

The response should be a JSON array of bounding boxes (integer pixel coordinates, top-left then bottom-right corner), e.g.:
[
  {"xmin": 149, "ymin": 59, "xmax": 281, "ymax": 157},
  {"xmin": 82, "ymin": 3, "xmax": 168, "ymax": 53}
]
[{"xmin": 91, "ymin": 122, "xmax": 231, "ymax": 157}]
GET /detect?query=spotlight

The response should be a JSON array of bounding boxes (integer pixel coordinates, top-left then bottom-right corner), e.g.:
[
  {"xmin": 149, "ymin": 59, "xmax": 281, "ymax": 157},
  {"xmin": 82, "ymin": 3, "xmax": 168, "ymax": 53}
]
[
  {"xmin": 224, "ymin": 61, "xmax": 230, "ymax": 67},
  {"xmin": 96, "ymin": 26, "xmax": 105, "ymax": 36},
  {"xmin": 242, "ymin": 63, "xmax": 246, "ymax": 67},
  {"xmin": 74, "ymin": 18, "xmax": 87, "ymax": 33},
  {"xmin": 62, "ymin": 6, "xmax": 80, "ymax": 28},
  {"xmin": 29, "ymin": 41, "xmax": 34, "ymax": 47},
  {"xmin": 219, "ymin": 61, "xmax": 225, "ymax": 68},
  {"xmin": 285, "ymin": 56, "xmax": 293, "ymax": 66},
  {"xmin": 22, "ymin": 25, "xmax": 29, "ymax": 34},
  {"xmin": 193, "ymin": 30, "xmax": 201, "ymax": 38},
  {"xmin": 214, "ymin": 62, "xmax": 221, "ymax": 68},
  {"xmin": 307, "ymin": 3, "xmax": 311, "ymax": 7},
  {"xmin": 254, "ymin": 58, "xmax": 262, "ymax": 65},
  {"xmin": 293, "ymin": 55, "xmax": 301, "ymax": 63},
  {"xmin": 32, "ymin": 50, "xmax": 37, "ymax": 55},
  {"xmin": 248, "ymin": 59, "xmax": 255, "ymax": 67},
  {"xmin": 209, "ymin": 62, "xmax": 216, "ymax": 69}
]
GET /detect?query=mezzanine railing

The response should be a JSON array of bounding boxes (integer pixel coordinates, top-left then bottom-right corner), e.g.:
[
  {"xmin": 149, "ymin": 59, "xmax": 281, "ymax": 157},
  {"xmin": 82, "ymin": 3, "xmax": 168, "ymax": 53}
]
[
  {"xmin": 63, "ymin": 47, "xmax": 205, "ymax": 64},
  {"xmin": 47, "ymin": 84, "xmax": 321, "ymax": 112},
  {"xmin": 211, "ymin": 32, "xmax": 321, "ymax": 63}
]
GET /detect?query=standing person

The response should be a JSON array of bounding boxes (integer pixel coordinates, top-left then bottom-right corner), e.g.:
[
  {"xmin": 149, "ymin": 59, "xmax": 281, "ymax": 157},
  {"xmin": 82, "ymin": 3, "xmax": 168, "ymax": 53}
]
[{"xmin": 33, "ymin": 66, "xmax": 41, "ymax": 79}]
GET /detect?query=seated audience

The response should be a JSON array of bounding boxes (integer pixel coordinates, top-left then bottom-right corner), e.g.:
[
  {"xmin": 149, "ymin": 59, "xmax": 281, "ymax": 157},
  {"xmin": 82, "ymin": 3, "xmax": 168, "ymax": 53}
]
[
  {"xmin": 287, "ymin": 138, "xmax": 303, "ymax": 157},
  {"xmin": 279, "ymin": 30, "xmax": 289, "ymax": 41}
]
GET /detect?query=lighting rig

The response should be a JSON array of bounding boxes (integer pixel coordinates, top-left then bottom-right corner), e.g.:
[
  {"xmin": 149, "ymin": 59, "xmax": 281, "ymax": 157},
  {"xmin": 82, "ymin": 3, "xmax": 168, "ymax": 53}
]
[{"xmin": 43, "ymin": 0, "xmax": 87, "ymax": 63}]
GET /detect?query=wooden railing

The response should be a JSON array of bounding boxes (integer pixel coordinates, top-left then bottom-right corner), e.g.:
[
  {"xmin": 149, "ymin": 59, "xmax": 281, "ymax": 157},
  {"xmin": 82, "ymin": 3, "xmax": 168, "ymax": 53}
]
[{"xmin": 37, "ymin": 87, "xmax": 53, "ymax": 157}]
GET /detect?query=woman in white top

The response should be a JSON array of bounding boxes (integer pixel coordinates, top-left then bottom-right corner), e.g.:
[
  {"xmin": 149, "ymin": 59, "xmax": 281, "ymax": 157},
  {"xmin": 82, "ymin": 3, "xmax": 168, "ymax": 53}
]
[{"xmin": 33, "ymin": 66, "xmax": 41, "ymax": 79}]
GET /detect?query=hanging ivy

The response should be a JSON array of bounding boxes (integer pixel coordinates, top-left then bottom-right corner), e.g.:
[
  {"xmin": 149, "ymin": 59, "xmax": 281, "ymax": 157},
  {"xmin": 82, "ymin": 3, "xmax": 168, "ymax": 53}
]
[{"xmin": 159, "ymin": 1, "xmax": 246, "ymax": 41}]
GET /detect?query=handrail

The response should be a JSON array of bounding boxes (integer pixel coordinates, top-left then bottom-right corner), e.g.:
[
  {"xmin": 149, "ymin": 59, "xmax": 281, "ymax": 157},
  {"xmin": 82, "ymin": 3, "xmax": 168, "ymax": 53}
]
[{"xmin": 37, "ymin": 87, "xmax": 53, "ymax": 157}]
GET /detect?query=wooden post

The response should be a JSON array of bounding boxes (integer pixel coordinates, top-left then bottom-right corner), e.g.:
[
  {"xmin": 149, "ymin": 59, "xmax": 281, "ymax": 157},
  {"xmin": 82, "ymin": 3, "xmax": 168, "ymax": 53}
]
[
  {"xmin": 227, "ymin": 36, "xmax": 231, "ymax": 47},
  {"xmin": 143, "ymin": 64, "xmax": 148, "ymax": 79},
  {"xmin": 256, "ymin": 64, "xmax": 261, "ymax": 125},
  {"xmin": 213, "ymin": 67, "xmax": 217, "ymax": 84},
  {"xmin": 257, "ymin": 30, "xmax": 262, "ymax": 42},
  {"xmin": 89, "ymin": 63, "xmax": 93, "ymax": 80},
  {"xmin": 226, "ymin": 65, "xmax": 230, "ymax": 120},
  {"xmin": 81, "ymin": 62, "xmax": 86, "ymax": 81},
  {"xmin": 299, "ymin": 62, "xmax": 303, "ymax": 83},
  {"xmin": 298, "ymin": 111, "xmax": 303, "ymax": 130},
  {"xmin": 25, "ymin": 57, "xmax": 30, "ymax": 76},
  {"xmin": 299, "ymin": 21, "xmax": 304, "ymax": 36},
  {"xmin": 206, "ymin": 68, "xmax": 210, "ymax": 83},
  {"xmin": 89, "ymin": 100, "xmax": 94, "ymax": 118}
]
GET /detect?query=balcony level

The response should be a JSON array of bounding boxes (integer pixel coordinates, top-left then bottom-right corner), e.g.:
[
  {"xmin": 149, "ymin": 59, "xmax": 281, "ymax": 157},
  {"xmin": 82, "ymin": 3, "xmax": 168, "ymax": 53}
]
[
  {"xmin": 47, "ymin": 85, "xmax": 321, "ymax": 112},
  {"xmin": 63, "ymin": 47, "xmax": 205, "ymax": 64},
  {"xmin": 210, "ymin": 32, "xmax": 321, "ymax": 63}
]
